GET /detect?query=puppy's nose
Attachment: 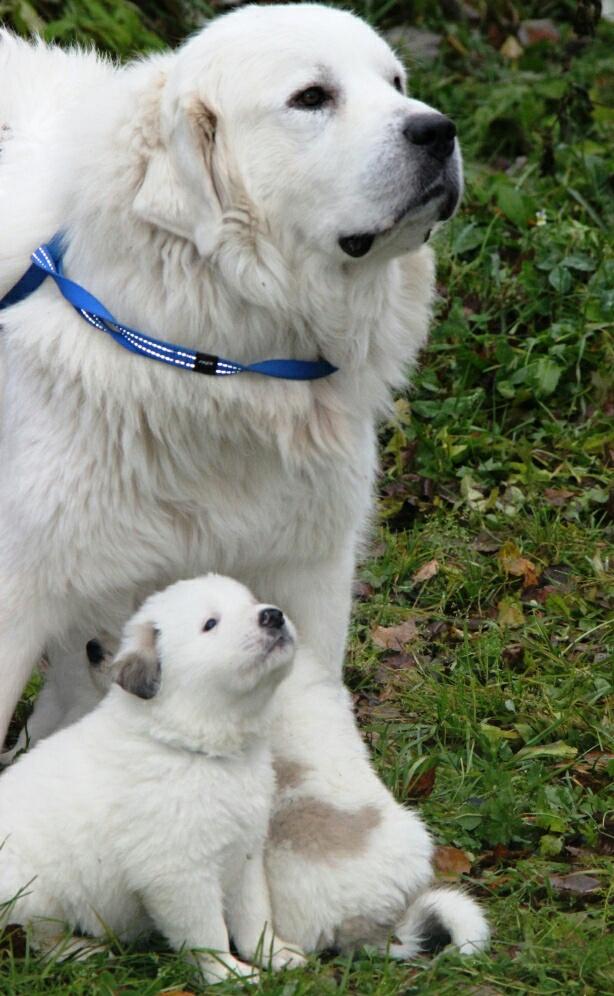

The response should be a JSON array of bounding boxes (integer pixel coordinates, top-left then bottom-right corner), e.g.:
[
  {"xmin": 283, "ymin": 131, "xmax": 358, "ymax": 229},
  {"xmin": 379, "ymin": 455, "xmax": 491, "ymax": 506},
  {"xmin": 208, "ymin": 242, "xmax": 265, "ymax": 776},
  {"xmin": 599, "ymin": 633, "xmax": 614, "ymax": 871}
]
[
  {"xmin": 259, "ymin": 607, "xmax": 285, "ymax": 630},
  {"xmin": 403, "ymin": 113, "xmax": 456, "ymax": 162}
]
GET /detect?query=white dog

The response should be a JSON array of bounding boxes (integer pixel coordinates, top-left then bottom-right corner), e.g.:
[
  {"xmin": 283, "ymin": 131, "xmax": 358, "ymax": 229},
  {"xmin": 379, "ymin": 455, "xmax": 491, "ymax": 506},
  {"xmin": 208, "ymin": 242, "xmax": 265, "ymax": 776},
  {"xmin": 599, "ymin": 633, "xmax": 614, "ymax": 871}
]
[
  {"xmin": 0, "ymin": 3, "xmax": 461, "ymax": 749},
  {"xmin": 84, "ymin": 631, "xmax": 490, "ymax": 958},
  {"xmin": 267, "ymin": 649, "xmax": 489, "ymax": 956},
  {"xmin": 0, "ymin": 575, "xmax": 306, "ymax": 983}
]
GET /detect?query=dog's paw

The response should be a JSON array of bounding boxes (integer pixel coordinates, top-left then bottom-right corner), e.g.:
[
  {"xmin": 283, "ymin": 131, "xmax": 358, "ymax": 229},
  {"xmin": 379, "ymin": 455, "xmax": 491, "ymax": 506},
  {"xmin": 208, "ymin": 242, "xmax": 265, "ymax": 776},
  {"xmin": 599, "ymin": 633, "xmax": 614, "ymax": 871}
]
[
  {"xmin": 269, "ymin": 939, "xmax": 307, "ymax": 972},
  {"xmin": 197, "ymin": 954, "xmax": 260, "ymax": 985}
]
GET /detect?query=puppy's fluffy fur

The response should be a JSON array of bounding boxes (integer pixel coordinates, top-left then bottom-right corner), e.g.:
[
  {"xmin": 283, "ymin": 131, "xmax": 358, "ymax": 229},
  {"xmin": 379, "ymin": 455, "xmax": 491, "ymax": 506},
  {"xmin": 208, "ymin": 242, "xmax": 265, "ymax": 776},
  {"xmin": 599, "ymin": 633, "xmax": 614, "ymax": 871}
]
[
  {"xmin": 84, "ymin": 629, "xmax": 490, "ymax": 958},
  {"xmin": 0, "ymin": 576, "xmax": 305, "ymax": 983},
  {"xmin": 0, "ymin": 3, "xmax": 457, "ymax": 747}
]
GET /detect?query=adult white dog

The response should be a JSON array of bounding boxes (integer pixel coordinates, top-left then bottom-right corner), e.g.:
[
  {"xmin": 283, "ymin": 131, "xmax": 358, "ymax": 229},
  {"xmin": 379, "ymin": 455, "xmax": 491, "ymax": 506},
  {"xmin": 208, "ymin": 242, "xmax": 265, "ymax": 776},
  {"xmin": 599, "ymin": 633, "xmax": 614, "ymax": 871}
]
[
  {"xmin": 0, "ymin": 3, "xmax": 461, "ymax": 748},
  {"xmin": 0, "ymin": 575, "xmax": 305, "ymax": 983}
]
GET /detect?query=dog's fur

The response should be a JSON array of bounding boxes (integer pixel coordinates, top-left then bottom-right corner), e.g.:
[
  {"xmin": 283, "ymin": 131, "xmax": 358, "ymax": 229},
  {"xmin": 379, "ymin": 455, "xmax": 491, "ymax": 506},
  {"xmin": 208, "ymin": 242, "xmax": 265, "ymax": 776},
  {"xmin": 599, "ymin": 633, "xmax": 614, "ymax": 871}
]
[
  {"xmin": 84, "ymin": 628, "xmax": 489, "ymax": 957},
  {"xmin": 267, "ymin": 649, "xmax": 489, "ymax": 956},
  {"xmin": 0, "ymin": 575, "xmax": 306, "ymax": 982},
  {"xmin": 0, "ymin": 3, "xmax": 459, "ymax": 748}
]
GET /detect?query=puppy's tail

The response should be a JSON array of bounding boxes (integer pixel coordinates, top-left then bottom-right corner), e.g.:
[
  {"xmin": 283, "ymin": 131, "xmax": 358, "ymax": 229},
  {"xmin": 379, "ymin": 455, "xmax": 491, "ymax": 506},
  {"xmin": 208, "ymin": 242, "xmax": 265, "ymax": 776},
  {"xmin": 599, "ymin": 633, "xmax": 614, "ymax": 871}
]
[{"xmin": 388, "ymin": 887, "xmax": 489, "ymax": 959}]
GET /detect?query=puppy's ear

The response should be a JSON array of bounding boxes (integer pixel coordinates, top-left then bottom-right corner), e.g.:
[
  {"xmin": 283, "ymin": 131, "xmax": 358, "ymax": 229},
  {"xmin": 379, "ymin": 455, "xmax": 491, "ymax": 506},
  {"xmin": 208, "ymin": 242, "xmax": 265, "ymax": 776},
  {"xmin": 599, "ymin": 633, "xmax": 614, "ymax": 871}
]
[
  {"xmin": 114, "ymin": 622, "xmax": 161, "ymax": 700},
  {"xmin": 133, "ymin": 88, "xmax": 223, "ymax": 258}
]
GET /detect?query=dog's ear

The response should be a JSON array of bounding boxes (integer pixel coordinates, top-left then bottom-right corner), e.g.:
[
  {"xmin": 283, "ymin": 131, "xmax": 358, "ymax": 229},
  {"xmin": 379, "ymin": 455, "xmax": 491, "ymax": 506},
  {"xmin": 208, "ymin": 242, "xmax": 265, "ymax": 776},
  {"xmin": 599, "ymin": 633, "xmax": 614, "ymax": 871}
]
[
  {"xmin": 114, "ymin": 622, "xmax": 161, "ymax": 700},
  {"xmin": 133, "ymin": 90, "xmax": 222, "ymax": 258}
]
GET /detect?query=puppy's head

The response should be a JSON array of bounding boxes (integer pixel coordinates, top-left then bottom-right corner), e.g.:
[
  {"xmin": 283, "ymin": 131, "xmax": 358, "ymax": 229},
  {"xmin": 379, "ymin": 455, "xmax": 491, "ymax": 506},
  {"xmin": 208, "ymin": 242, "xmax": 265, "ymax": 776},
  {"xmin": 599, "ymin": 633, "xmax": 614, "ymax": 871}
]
[
  {"xmin": 133, "ymin": 3, "xmax": 461, "ymax": 265},
  {"xmin": 110, "ymin": 575, "xmax": 295, "ymax": 711}
]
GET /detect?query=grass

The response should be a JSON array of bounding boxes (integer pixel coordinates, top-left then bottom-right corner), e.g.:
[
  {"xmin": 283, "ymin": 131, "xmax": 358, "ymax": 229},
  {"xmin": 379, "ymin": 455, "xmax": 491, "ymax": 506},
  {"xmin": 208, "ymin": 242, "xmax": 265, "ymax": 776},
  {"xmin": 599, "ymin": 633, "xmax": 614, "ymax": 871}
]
[{"xmin": 1, "ymin": 2, "xmax": 613, "ymax": 994}]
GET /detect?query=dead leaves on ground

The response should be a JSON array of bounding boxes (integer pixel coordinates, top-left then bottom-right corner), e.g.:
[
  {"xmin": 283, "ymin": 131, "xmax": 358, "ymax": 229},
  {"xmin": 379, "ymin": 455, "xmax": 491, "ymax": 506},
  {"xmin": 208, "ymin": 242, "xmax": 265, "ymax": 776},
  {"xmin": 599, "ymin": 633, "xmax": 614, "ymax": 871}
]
[
  {"xmin": 434, "ymin": 845, "xmax": 473, "ymax": 878},
  {"xmin": 497, "ymin": 541, "xmax": 540, "ymax": 589},
  {"xmin": 412, "ymin": 558, "xmax": 439, "ymax": 584},
  {"xmin": 372, "ymin": 619, "xmax": 418, "ymax": 652},
  {"xmin": 548, "ymin": 872, "xmax": 602, "ymax": 896}
]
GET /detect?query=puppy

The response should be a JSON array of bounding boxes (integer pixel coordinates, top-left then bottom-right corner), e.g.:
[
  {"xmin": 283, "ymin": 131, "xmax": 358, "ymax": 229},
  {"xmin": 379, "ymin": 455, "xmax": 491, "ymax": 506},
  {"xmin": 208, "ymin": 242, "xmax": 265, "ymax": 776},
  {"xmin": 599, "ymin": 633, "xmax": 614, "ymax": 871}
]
[
  {"xmin": 0, "ymin": 575, "xmax": 305, "ymax": 983},
  {"xmin": 83, "ymin": 634, "xmax": 490, "ymax": 957}
]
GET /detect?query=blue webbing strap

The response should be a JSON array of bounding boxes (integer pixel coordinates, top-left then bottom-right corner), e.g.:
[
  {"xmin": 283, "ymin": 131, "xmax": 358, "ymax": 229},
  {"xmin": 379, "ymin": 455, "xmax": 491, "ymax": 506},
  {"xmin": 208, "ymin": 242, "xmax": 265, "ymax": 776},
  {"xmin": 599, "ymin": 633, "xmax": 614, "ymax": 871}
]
[{"xmin": 0, "ymin": 235, "xmax": 338, "ymax": 381}]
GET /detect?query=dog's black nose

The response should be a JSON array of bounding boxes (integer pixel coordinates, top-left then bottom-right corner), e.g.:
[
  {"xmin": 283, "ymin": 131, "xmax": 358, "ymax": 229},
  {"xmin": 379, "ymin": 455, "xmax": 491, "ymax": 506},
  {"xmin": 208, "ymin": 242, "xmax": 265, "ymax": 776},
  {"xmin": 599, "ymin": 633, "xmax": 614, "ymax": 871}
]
[
  {"xmin": 403, "ymin": 113, "xmax": 456, "ymax": 162},
  {"xmin": 86, "ymin": 639, "xmax": 105, "ymax": 666},
  {"xmin": 259, "ymin": 607, "xmax": 285, "ymax": 630}
]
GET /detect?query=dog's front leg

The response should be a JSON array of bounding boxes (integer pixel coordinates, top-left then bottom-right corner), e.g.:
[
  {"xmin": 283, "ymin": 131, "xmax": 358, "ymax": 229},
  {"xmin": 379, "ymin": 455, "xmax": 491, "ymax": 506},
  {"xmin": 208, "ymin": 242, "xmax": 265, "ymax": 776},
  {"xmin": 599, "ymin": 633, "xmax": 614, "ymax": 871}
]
[
  {"xmin": 139, "ymin": 872, "xmax": 258, "ymax": 985},
  {"xmin": 227, "ymin": 846, "xmax": 306, "ymax": 971},
  {"xmin": 0, "ymin": 575, "xmax": 56, "ymax": 750}
]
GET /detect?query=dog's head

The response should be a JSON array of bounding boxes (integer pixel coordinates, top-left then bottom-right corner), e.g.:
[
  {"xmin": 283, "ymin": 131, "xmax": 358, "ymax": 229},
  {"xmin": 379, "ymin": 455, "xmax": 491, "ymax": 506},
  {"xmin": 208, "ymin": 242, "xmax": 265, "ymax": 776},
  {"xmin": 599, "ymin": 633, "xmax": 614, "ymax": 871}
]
[
  {"xmin": 106, "ymin": 575, "xmax": 295, "ymax": 715},
  {"xmin": 133, "ymin": 3, "xmax": 461, "ymax": 265}
]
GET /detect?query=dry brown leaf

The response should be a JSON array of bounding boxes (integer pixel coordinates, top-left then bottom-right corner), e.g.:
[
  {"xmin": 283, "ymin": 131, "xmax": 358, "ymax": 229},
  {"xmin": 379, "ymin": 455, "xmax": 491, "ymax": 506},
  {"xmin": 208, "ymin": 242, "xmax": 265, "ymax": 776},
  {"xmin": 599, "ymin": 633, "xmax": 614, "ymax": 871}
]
[
  {"xmin": 549, "ymin": 872, "xmax": 601, "ymax": 896},
  {"xmin": 406, "ymin": 765, "xmax": 436, "ymax": 801},
  {"xmin": 498, "ymin": 541, "xmax": 540, "ymax": 588},
  {"xmin": 412, "ymin": 558, "xmax": 439, "ymax": 583},
  {"xmin": 372, "ymin": 619, "xmax": 418, "ymax": 651},
  {"xmin": 434, "ymin": 845, "xmax": 472, "ymax": 878},
  {"xmin": 543, "ymin": 488, "xmax": 576, "ymax": 506}
]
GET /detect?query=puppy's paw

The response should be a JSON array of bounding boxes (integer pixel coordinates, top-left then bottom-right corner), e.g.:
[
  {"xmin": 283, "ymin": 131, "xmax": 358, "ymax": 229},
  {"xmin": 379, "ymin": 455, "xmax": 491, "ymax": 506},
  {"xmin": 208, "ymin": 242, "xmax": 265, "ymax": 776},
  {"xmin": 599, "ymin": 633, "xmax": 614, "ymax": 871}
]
[
  {"xmin": 269, "ymin": 938, "xmax": 307, "ymax": 972},
  {"xmin": 198, "ymin": 953, "xmax": 260, "ymax": 985}
]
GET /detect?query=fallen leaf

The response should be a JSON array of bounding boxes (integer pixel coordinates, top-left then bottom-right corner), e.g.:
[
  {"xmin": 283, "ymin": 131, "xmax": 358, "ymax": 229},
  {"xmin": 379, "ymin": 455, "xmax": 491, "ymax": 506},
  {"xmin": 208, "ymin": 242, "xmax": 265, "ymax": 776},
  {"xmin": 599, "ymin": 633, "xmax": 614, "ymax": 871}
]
[
  {"xmin": 434, "ymin": 845, "xmax": 472, "ymax": 878},
  {"xmin": 569, "ymin": 751, "xmax": 613, "ymax": 788},
  {"xmin": 412, "ymin": 558, "xmax": 439, "ymax": 583},
  {"xmin": 549, "ymin": 872, "xmax": 601, "ymax": 896},
  {"xmin": 497, "ymin": 541, "xmax": 540, "ymax": 588},
  {"xmin": 497, "ymin": 597, "xmax": 525, "ymax": 628},
  {"xmin": 543, "ymin": 488, "xmax": 576, "ymax": 506},
  {"xmin": 378, "ymin": 652, "xmax": 417, "ymax": 672},
  {"xmin": 516, "ymin": 740, "xmax": 578, "ymax": 761},
  {"xmin": 372, "ymin": 619, "xmax": 418, "ymax": 652},
  {"xmin": 406, "ymin": 764, "xmax": 437, "ymax": 800},
  {"xmin": 474, "ymin": 532, "xmax": 501, "ymax": 553}
]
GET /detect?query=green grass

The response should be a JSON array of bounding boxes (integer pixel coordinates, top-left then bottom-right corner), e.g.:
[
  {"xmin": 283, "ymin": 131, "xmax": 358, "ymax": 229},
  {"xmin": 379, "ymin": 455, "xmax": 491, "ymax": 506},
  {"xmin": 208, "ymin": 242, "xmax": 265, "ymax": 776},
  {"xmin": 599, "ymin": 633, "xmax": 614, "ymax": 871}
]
[{"xmin": 1, "ymin": 2, "xmax": 613, "ymax": 994}]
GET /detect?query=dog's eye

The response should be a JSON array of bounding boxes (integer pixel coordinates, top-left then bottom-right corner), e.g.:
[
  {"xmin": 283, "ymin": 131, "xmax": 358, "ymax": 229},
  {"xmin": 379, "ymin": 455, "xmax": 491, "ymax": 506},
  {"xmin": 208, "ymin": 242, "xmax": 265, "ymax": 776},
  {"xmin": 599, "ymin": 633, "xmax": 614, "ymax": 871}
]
[
  {"xmin": 393, "ymin": 75, "xmax": 403, "ymax": 93},
  {"xmin": 203, "ymin": 618, "xmax": 218, "ymax": 632},
  {"xmin": 290, "ymin": 85, "xmax": 333, "ymax": 111}
]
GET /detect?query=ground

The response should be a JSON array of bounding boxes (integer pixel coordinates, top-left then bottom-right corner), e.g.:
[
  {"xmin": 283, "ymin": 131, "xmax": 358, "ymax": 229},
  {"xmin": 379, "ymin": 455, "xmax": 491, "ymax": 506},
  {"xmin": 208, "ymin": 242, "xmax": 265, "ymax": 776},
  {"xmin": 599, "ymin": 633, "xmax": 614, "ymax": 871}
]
[{"xmin": 1, "ymin": 2, "xmax": 612, "ymax": 994}]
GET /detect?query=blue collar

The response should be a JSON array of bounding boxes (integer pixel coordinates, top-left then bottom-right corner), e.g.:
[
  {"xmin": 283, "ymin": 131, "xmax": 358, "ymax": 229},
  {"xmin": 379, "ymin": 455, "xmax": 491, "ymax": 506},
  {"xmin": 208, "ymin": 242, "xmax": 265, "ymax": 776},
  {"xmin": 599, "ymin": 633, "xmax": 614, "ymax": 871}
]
[{"xmin": 0, "ymin": 234, "xmax": 338, "ymax": 381}]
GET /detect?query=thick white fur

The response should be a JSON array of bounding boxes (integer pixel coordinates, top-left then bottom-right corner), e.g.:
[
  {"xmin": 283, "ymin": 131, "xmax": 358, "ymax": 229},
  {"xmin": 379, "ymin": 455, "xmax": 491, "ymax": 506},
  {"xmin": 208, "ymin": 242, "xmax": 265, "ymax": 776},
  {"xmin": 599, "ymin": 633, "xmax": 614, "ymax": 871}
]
[
  {"xmin": 266, "ymin": 649, "xmax": 490, "ymax": 956},
  {"xmin": 0, "ymin": 4, "xmax": 452, "ymax": 747},
  {"xmin": 77, "ymin": 631, "xmax": 490, "ymax": 958},
  {"xmin": 0, "ymin": 575, "xmax": 306, "ymax": 983}
]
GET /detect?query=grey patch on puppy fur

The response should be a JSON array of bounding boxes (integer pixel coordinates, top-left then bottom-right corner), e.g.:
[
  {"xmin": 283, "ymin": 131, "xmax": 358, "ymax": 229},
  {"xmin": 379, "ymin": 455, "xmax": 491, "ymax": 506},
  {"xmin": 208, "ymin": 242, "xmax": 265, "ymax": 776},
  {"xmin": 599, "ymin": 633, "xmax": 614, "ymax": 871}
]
[
  {"xmin": 334, "ymin": 914, "xmax": 397, "ymax": 951},
  {"xmin": 273, "ymin": 758, "xmax": 310, "ymax": 791},
  {"xmin": 115, "ymin": 622, "xmax": 161, "ymax": 700},
  {"xmin": 269, "ymin": 798, "xmax": 381, "ymax": 858},
  {"xmin": 419, "ymin": 911, "xmax": 453, "ymax": 953}
]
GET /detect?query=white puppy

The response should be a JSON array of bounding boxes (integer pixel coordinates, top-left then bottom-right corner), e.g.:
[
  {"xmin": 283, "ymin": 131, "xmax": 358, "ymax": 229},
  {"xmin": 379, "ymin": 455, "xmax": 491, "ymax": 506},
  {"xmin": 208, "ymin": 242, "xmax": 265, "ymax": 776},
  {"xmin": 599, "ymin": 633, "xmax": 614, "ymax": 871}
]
[
  {"xmin": 0, "ymin": 575, "xmax": 306, "ymax": 983},
  {"xmin": 0, "ymin": 3, "xmax": 460, "ymax": 748},
  {"xmin": 84, "ymin": 634, "xmax": 490, "ymax": 957}
]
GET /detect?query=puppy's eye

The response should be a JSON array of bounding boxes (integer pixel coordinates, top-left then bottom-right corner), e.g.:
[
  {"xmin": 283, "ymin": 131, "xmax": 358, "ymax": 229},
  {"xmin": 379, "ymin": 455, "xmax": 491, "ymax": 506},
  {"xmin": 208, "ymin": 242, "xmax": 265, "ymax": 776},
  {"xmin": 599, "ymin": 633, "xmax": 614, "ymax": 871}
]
[
  {"xmin": 290, "ymin": 85, "xmax": 333, "ymax": 111},
  {"xmin": 203, "ymin": 618, "xmax": 218, "ymax": 632},
  {"xmin": 393, "ymin": 75, "xmax": 403, "ymax": 93}
]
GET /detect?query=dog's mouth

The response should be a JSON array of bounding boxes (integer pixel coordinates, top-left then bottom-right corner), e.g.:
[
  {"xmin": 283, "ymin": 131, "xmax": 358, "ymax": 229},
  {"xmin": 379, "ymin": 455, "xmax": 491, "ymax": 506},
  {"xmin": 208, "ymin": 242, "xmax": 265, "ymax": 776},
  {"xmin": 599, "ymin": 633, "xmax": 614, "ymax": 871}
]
[
  {"xmin": 264, "ymin": 627, "xmax": 292, "ymax": 656},
  {"xmin": 338, "ymin": 180, "xmax": 458, "ymax": 258}
]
